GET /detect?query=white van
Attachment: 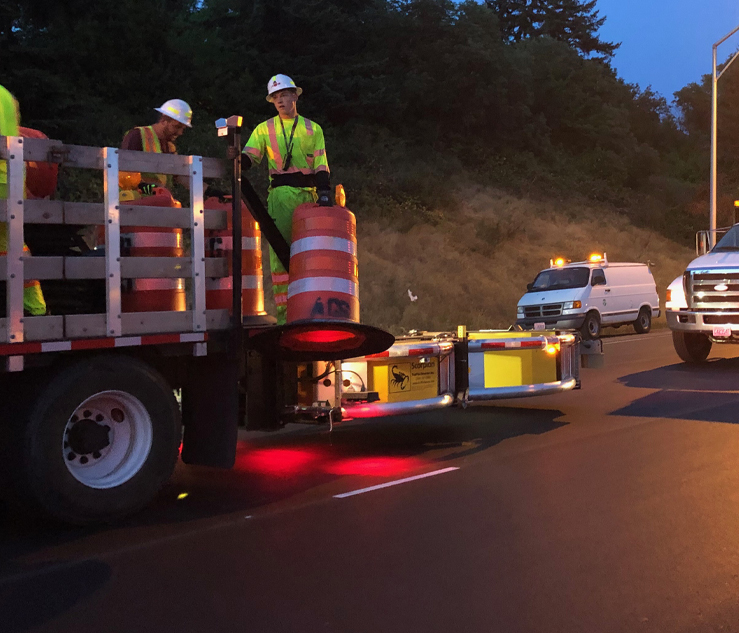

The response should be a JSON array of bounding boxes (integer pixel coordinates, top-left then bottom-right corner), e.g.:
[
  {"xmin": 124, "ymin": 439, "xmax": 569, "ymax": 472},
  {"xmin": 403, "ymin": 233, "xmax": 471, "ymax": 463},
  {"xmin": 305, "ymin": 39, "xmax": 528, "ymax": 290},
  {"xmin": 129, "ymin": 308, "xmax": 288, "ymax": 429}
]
[{"xmin": 516, "ymin": 255, "xmax": 660, "ymax": 339}]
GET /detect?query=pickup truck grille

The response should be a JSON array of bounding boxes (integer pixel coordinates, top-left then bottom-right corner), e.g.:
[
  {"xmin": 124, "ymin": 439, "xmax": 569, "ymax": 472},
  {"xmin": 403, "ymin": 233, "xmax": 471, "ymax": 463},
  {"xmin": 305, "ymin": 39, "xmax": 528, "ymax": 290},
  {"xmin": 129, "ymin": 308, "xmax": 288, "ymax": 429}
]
[
  {"xmin": 524, "ymin": 303, "xmax": 562, "ymax": 318},
  {"xmin": 687, "ymin": 270, "xmax": 739, "ymax": 310}
]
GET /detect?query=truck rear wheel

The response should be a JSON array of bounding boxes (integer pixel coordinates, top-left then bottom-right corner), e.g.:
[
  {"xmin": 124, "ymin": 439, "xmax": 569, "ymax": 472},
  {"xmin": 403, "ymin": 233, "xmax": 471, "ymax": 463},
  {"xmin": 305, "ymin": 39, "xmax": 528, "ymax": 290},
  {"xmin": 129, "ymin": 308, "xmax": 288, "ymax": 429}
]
[
  {"xmin": 672, "ymin": 331, "xmax": 712, "ymax": 364},
  {"xmin": 633, "ymin": 307, "xmax": 652, "ymax": 334},
  {"xmin": 17, "ymin": 356, "xmax": 181, "ymax": 524}
]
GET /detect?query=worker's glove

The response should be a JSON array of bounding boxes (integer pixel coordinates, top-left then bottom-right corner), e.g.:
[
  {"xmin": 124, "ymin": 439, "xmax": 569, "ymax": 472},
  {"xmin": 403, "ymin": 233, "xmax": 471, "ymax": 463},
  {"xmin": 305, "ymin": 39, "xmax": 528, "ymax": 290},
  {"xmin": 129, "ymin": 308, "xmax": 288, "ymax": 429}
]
[
  {"xmin": 226, "ymin": 146, "xmax": 240, "ymax": 160},
  {"xmin": 138, "ymin": 182, "xmax": 156, "ymax": 197},
  {"xmin": 317, "ymin": 189, "xmax": 332, "ymax": 207}
]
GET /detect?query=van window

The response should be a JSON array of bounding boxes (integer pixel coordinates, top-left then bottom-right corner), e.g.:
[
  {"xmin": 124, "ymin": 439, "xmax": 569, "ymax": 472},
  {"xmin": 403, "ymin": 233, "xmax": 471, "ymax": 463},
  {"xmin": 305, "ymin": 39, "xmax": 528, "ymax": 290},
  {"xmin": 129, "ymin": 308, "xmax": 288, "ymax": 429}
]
[
  {"xmin": 528, "ymin": 267, "xmax": 590, "ymax": 292},
  {"xmin": 591, "ymin": 269, "xmax": 607, "ymax": 286}
]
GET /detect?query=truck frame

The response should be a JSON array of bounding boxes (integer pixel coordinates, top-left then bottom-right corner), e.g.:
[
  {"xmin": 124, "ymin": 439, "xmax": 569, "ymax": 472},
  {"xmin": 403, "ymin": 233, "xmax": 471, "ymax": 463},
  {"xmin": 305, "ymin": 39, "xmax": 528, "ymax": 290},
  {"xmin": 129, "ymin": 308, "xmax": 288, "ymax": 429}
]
[{"xmin": 0, "ymin": 131, "xmax": 589, "ymax": 524}]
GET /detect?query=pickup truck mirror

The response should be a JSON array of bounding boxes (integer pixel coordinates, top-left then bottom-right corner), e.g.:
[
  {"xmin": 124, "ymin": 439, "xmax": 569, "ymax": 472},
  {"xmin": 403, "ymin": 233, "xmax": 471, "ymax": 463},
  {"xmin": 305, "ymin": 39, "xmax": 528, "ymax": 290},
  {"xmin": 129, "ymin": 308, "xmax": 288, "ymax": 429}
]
[{"xmin": 526, "ymin": 282, "xmax": 534, "ymax": 291}]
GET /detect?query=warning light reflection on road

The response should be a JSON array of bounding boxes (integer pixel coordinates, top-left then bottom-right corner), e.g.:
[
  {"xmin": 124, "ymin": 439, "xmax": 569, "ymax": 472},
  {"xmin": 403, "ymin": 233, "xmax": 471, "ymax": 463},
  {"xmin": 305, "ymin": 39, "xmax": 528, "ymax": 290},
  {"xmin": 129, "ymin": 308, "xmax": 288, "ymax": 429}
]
[
  {"xmin": 236, "ymin": 448, "xmax": 322, "ymax": 477},
  {"xmin": 234, "ymin": 445, "xmax": 426, "ymax": 479},
  {"xmin": 323, "ymin": 456, "xmax": 424, "ymax": 477}
]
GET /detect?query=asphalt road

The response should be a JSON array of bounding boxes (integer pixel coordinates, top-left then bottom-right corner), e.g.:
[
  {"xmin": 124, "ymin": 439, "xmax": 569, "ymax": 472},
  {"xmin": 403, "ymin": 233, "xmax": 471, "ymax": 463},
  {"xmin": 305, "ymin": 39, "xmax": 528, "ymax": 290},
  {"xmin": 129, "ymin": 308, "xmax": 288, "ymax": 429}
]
[{"xmin": 4, "ymin": 330, "xmax": 739, "ymax": 633}]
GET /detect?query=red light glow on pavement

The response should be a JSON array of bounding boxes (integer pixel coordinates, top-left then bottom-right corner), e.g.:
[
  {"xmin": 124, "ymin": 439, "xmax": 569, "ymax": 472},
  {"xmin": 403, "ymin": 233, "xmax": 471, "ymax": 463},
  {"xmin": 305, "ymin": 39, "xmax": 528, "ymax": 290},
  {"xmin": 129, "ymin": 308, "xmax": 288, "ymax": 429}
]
[
  {"xmin": 233, "ymin": 444, "xmax": 427, "ymax": 479},
  {"xmin": 235, "ymin": 448, "xmax": 322, "ymax": 477},
  {"xmin": 323, "ymin": 456, "xmax": 424, "ymax": 477}
]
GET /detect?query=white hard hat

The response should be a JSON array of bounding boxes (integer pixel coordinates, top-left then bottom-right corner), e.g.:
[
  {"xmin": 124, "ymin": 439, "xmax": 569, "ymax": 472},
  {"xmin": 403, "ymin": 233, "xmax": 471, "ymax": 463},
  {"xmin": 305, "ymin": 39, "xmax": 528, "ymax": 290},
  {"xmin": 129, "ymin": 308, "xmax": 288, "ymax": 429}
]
[
  {"xmin": 154, "ymin": 99, "xmax": 193, "ymax": 127},
  {"xmin": 266, "ymin": 74, "xmax": 302, "ymax": 102}
]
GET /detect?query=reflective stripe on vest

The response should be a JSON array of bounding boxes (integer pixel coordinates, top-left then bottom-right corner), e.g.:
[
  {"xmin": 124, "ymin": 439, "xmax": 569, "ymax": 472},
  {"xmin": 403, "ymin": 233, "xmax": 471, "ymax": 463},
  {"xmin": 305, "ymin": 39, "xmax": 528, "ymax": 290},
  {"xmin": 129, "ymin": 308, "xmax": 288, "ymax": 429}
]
[
  {"xmin": 139, "ymin": 126, "xmax": 167, "ymax": 186},
  {"xmin": 290, "ymin": 236, "xmax": 357, "ymax": 257},
  {"xmin": 265, "ymin": 118, "xmax": 282, "ymax": 169},
  {"xmin": 288, "ymin": 277, "xmax": 358, "ymax": 298}
]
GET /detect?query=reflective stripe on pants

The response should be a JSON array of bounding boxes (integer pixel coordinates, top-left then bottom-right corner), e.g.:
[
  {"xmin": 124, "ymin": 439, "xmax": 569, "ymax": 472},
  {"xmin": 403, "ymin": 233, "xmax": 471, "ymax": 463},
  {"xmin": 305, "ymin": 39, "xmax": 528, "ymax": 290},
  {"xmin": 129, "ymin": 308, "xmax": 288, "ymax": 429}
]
[{"xmin": 0, "ymin": 221, "xmax": 47, "ymax": 315}]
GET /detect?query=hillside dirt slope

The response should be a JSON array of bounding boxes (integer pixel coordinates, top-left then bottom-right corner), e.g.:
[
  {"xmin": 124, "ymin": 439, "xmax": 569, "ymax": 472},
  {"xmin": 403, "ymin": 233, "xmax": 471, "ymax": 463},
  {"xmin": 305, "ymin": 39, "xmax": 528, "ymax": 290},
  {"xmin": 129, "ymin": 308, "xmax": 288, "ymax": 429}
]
[{"xmin": 262, "ymin": 187, "xmax": 695, "ymax": 334}]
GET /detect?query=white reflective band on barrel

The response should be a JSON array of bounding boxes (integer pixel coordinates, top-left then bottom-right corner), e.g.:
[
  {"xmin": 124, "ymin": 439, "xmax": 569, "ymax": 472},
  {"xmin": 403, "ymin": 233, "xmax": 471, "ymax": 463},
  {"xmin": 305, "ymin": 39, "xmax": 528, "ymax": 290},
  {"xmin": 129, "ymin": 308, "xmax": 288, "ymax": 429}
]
[
  {"xmin": 132, "ymin": 278, "xmax": 184, "ymax": 291},
  {"xmin": 122, "ymin": 232, "xmax": 183, "ymax": 248},
  {"xmin": 290, "ymin": 236, "xmax": 357, "ymax": 257},
  {"xmin": 288, "ymin": 277, "xmax": 358, "ymax": 298},
  {"xmin": 209, "ymin": 236, "xmax": 260, "ymax": 251},
  {"xmin": 205, "ymin": 275, "xmax": 263, "ymax": 290}
]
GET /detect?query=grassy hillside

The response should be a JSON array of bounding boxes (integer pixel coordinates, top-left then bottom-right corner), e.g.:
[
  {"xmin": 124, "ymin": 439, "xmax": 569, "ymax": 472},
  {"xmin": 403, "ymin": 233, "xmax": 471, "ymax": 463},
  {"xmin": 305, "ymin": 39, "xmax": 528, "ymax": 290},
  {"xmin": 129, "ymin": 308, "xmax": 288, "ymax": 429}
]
[{"xmin": 264, "ymin": 187, "xmax": 696, "ymax": 334}]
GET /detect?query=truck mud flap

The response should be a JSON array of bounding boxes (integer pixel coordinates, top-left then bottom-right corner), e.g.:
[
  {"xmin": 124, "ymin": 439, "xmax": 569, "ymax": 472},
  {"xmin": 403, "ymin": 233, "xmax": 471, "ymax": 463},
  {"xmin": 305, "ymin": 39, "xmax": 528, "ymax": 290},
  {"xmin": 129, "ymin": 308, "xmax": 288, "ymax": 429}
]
[{"xmin": 181, "ymin": 354, "xmax": 240, "ymax": 468}]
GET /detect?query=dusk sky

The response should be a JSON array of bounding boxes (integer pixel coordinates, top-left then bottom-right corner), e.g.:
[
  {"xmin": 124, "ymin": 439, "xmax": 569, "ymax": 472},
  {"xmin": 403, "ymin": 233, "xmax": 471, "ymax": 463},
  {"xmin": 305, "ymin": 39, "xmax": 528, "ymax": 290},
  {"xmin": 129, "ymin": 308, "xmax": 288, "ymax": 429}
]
[{"xmin": 595, "ymin": 0, "xmax": 739, "ymax": 100}]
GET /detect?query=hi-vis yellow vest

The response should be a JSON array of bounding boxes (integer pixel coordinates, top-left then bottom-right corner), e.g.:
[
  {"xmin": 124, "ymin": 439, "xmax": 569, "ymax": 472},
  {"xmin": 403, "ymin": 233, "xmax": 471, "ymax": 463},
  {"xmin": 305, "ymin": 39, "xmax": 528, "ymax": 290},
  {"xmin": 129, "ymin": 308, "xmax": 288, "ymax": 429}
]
[
  {"xmin": 0, "ymin": 84, "xmax": 20, "ymax": 198},
  {"xmin": 119, "ymin": 126, "xmax": 175, "ymax": 191}
]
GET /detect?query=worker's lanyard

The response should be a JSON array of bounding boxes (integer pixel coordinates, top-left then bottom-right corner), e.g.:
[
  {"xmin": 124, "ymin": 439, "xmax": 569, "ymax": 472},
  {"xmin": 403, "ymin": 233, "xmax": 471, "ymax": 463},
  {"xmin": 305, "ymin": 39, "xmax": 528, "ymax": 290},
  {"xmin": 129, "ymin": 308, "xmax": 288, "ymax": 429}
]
[{"xmin": 279, "ymin": 116, "xmax": 299, "ymax": 171}]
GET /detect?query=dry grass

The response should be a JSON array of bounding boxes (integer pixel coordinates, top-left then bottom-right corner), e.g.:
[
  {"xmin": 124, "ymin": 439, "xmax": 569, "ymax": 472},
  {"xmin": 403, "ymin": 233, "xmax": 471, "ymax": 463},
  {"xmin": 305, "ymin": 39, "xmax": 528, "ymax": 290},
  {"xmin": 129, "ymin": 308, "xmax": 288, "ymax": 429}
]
[
  {"xmin": 260, "ymin": 187, "xmax": 695, "ymax": 333},
  {"xmin": 354, "ymin": 186, "xmax": 695, "ymax": 334}
]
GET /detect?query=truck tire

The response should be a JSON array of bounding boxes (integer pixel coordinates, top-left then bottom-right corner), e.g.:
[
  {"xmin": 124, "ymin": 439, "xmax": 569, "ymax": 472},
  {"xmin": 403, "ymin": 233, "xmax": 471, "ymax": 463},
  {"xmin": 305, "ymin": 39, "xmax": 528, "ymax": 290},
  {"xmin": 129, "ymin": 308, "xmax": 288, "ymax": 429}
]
[
  {"xmin": 17, "ymin": 355, "xmax": 181, "ymax": 524},
  {"xmin": 672, "ymin": 331, "xmax": 712, "ymax": 364},
  {"xmin": 633, "ymin": 307, "xmax": 652, "ymax": 334},
  {"xmin": 580, "ymin": 311, "xmax": 601, "ymax": 340}
]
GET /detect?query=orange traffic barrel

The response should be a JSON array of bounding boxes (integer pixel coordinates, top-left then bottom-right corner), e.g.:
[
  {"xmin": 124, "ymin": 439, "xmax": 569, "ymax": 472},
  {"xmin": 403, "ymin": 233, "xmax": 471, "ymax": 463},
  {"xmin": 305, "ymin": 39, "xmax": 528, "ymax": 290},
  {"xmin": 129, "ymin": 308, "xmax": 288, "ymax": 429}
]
[
  {"xmin": 121, "ymin": 187, "xmax": 186, "ymax": 312},
  {"xmin": 287, "ymin": 202, "xmax": 359, "ymax": 323},
  {"xmin": 18, "ymin": 127, "xmax": 58, "ymax": 199},
  {"xmin": 204, "ymin": 196, "xmax": 265, "ymax": 317}
]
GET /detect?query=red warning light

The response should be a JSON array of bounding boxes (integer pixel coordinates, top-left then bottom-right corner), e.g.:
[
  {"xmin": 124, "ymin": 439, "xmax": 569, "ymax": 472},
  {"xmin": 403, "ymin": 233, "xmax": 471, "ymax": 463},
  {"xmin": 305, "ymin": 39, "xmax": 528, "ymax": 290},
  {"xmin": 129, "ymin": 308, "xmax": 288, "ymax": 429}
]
[{"xmin": 280, "ymin": 327, "xmax": 366, "ymax": 352}]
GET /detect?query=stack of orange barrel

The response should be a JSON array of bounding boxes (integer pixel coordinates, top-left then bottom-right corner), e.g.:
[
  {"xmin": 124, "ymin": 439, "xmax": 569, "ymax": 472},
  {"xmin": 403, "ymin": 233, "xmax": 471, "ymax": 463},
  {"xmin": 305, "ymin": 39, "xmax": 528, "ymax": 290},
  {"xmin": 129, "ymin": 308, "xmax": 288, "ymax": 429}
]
[
  {"xmin": 204, "ymin": 196, "xmax": 266, "ymax": 318},
  {"xmin": 287, "ymin": 201, "xmax": 359, "ymax": 323},
  {"xmin": 120, "ymin": 187, "xmax": 186, "ymax": 312}
]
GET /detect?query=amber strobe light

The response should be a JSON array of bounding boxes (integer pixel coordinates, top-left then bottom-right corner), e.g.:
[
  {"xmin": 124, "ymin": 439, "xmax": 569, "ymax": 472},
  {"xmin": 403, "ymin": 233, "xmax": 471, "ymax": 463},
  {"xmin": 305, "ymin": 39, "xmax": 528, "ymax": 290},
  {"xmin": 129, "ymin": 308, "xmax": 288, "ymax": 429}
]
[{"xmin": 335, "ymin": 184, "xmax": 347, "ymax": 207}]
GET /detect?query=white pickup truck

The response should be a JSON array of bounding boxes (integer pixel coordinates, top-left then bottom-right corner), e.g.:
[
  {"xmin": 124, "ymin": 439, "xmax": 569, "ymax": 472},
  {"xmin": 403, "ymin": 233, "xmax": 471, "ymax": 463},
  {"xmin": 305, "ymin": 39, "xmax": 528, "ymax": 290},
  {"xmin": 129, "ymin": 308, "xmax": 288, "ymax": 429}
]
[{"xmin": 666, "ymin": 225, "xmax": 739, "ymax": 362}]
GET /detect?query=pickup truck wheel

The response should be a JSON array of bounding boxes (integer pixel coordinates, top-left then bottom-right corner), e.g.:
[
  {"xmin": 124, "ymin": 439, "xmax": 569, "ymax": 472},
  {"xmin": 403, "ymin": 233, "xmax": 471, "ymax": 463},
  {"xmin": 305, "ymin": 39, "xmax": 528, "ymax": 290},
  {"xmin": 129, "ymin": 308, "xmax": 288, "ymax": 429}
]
[
  {"xmin": 672, "ymin": 331, "xmax": 712, "ymax": 364},
  {"xmin": 19, "ymin": 356, "xmax": 181, "ymax": 524},
  {"xmin": 580, "ymin": 311, "xmax": 601, "ymax": 340},
  {"xmin": 633, "ymin": 308, "xmax": 652, "ymax": 334}
]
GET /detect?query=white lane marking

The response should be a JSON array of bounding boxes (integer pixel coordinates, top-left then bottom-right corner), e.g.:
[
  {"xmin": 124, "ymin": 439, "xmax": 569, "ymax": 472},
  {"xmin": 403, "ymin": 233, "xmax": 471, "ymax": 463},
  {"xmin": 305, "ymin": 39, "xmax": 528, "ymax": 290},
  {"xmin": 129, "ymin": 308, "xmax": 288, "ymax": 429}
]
[
  {"xmin": 603, "ymin": 333, "xmax": 672, "ymax": 346},
  {"xmin": 334, "ymin": 467, "xmax": 460, "ymax": 499}
]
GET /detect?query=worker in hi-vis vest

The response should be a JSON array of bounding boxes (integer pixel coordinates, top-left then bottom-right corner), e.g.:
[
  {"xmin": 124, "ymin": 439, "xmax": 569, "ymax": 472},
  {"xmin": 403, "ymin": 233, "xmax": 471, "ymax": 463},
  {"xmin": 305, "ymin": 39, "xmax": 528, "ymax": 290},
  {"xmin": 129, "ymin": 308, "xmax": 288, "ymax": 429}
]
[
  {"xmin": 242, "ymin": 74, "xmax": 331, "ymax": 324},
  {"xmin": 0, "ymin": 85, "xmax": 46, "ymax": 316},
  {"xmin": 119, "ymin": 99, "xmax": 192, "ymax": 200}
]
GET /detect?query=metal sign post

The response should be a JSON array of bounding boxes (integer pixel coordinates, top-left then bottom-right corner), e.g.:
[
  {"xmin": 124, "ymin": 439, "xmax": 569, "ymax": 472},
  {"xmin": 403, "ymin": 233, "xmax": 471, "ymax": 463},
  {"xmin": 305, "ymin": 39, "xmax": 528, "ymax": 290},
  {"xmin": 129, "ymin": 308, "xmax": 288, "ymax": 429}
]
[
  {"xmin": 710, "ymin": 24, "xmax": 739, "ymax": 247},
  {"xmin": 216, "ymin": 116, "xmax": 244, "ymax": 337}
]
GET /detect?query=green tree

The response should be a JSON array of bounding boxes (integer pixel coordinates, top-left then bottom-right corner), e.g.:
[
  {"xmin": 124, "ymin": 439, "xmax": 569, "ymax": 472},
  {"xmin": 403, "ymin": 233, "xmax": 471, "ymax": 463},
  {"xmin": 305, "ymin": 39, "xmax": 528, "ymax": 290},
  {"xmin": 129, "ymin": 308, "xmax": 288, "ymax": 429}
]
[{"xmin": 485, "ymin": 0, "xmax": 617, "ymax": 58}]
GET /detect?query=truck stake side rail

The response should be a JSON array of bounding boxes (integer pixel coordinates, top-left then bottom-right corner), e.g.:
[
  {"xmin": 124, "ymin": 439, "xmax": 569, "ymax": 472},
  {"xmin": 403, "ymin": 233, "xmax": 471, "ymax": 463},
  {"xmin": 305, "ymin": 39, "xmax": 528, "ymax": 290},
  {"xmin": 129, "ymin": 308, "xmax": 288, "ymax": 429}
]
[{"xmin": 0, "ymin": 136, "xmax": 236, "ymax": 371}]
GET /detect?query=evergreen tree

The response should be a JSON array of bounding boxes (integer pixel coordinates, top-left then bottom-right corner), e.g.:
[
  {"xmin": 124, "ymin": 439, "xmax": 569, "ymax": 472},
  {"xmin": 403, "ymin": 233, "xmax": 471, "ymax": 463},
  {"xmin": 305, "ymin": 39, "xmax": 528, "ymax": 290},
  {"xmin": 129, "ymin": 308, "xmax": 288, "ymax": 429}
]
[{"xmin": 485, "ymin": 0, "xmax": 618, "ymax": 58}]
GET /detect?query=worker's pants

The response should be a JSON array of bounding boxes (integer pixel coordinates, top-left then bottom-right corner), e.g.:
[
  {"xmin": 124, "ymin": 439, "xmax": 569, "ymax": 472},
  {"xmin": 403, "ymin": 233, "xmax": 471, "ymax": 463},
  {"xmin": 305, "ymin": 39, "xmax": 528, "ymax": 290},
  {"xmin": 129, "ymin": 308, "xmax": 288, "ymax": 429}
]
[
  {"xmin": 266, "ymin": 186, "xmax": 316, "ymax": 325},
  {"xmin": 0, "ymin": 222, "xmax": 47, "ymax": 315}
]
